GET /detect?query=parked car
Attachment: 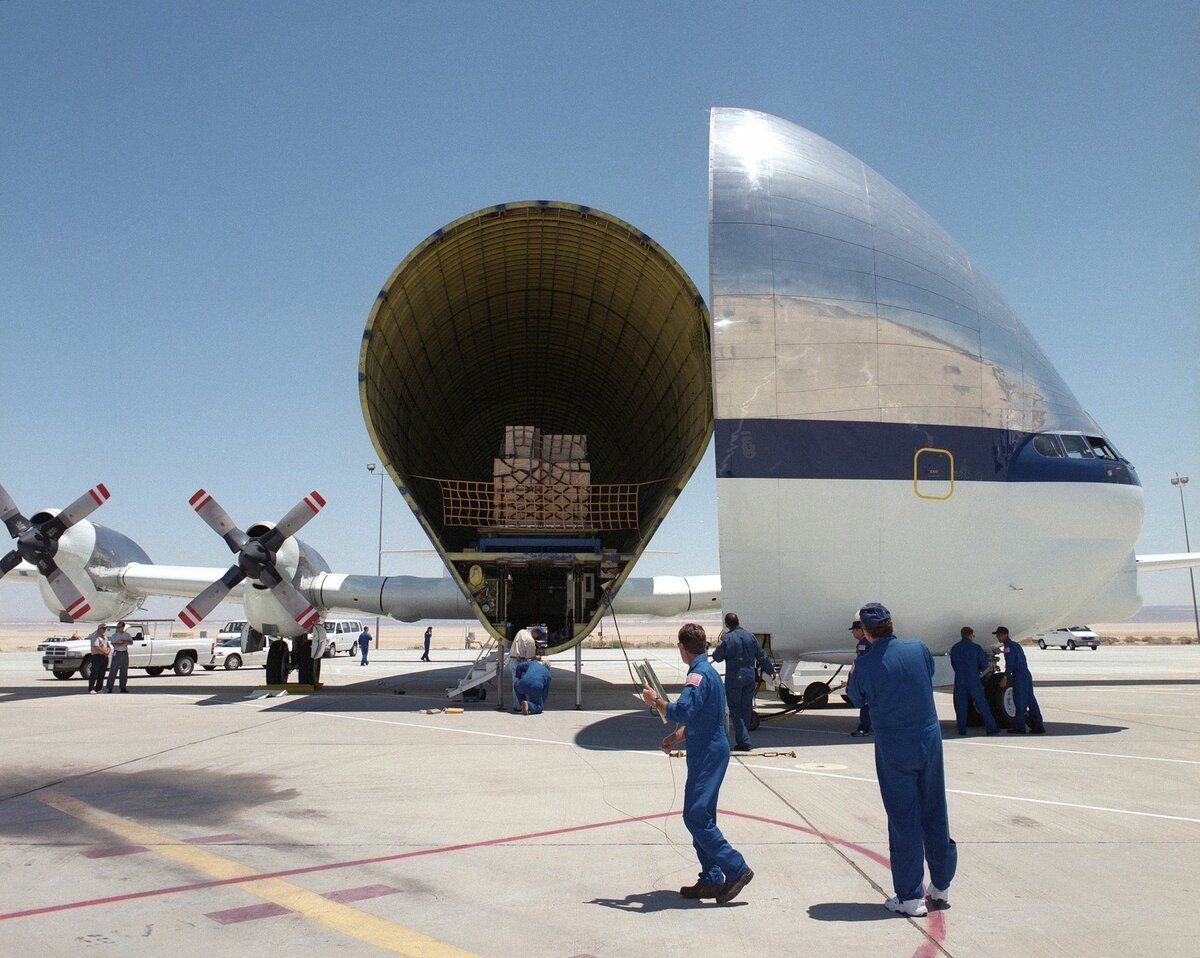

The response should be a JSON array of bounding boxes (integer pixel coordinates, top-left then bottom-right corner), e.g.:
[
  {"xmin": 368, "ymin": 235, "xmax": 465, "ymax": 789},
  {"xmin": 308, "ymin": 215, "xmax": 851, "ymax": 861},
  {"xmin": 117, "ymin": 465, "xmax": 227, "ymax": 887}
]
[
  {"xmin": 203, "ymin": 636, "xmax": 267, "ymax": 671},
  {"xmin": 1034, "ymin": 626, "xmax": 1100, "ymax": 650},
  {"xmin": 41, "ymin": 620, "xmax": 204, "ymax": 680}
]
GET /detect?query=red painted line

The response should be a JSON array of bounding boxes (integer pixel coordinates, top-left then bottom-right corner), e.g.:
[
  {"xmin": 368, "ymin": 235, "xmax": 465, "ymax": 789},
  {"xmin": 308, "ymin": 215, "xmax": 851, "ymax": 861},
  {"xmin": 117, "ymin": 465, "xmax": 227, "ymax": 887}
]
[
  {"xmin": 310, "ymin": 491, "xmax": 326, "ymax": 508},
  {"xmin": 70, "ymin": 603, "xmax": 91, "ymax": 620},
  {"xmin": 205, "ymin": 902, "xmax": 290, "ymax": 925},
  {"xmin": 322, "ymin": 884, "xmax": 400, "ymax": 904},
  {"xmin": 96, "ymin": 483, "xmax": 109, "ymax": 500},
  {"xmin": 89, "ymin": 489, "xmax": 103, "ymax": 506},
  {"xmin": 83, "ymin": 845, "xmax": 148, "ymax": 859},
  {"xmin": 179, "ymin": 609, "xmax": 197, "ymax": 628},
  {"xmin": 0, "ymin": 812, "xmax": 673, "ymax": 921},
  {"xmin": 189, "ymin": 489, "xmax": 207, "ymax": 507},
  {"xmin": 1, "ymin": 808, "xmax": 949, "ymax": 956},
  {"xmin": 66, "ymin": 598, "xmax": 88, "ymax": 615},
  {"xmin": 183, "ymin": 834, "xmax": 243, "ymax": 845}
]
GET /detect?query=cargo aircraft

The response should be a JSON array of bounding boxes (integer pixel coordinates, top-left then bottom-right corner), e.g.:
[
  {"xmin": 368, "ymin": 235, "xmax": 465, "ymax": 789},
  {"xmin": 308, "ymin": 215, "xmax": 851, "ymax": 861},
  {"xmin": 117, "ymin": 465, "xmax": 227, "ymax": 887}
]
[{"xmin": 3, "ymin": 109, "xmax": 1196, "ymax": 693}]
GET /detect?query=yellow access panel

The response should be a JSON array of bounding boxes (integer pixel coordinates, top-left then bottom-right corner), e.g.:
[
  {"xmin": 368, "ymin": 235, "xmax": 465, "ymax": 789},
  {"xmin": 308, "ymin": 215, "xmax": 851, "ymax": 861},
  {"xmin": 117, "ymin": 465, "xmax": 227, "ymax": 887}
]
[{"xmin": 914, "ymin": 448, "xmax": 954, "ymax": 500}]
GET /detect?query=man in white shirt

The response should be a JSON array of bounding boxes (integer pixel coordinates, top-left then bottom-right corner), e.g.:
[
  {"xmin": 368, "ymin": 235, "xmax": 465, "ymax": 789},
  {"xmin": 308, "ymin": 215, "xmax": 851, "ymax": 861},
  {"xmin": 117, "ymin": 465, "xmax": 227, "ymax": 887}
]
[
  {"xmin": 106, "ymin": 621, "xmax": 133, "ymax": 693},
  {"xmin": 87, "ymin": 623, "xmax": 111, "ymax": 694}
]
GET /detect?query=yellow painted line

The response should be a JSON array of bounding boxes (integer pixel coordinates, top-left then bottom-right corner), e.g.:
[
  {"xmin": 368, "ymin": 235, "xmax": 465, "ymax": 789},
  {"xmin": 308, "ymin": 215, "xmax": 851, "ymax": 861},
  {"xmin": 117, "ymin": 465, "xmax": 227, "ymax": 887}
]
[{"xmin": 41, "ymin": 792, "xmax": 478, "ymax": 958}]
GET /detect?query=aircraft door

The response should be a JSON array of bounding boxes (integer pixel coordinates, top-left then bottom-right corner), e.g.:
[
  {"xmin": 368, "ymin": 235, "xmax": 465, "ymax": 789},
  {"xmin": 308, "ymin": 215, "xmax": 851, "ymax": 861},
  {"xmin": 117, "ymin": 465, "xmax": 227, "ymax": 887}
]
[{"xmin": 914, "ymin": 448, "xmax": 954, "ymax": 500}]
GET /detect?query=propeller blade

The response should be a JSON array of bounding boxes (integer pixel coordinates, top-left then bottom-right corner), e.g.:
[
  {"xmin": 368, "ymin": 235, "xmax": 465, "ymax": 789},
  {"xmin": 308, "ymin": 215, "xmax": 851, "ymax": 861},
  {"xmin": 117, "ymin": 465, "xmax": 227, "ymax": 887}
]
[
  {"xmin": 1, "ymin": 550, "xmax": 23, "ymax": 578},
  {"xmin": 178, "ymin": 566, "xmax": 246, "ymax": 628},
  {"xmin": 188, "ymin": 489, "xmax": 249, "ymax": 554},
  {"xmin": 43, "ymin": 562, "xmax": 91, "ymax": 620},
  {"xmin": 44, "ymin": 484, "xmax": 111, "ymax": 539},
  {"xmin": 259, "ymin": 566, "xmax": 320, "ymax": 630},
  {"xmin": 262, "ymin": 491, "xmax": 326, "ymax": 550},
  {"xmin": 0, "ymin": 482, "xmax": 31, "ymax": 538}
]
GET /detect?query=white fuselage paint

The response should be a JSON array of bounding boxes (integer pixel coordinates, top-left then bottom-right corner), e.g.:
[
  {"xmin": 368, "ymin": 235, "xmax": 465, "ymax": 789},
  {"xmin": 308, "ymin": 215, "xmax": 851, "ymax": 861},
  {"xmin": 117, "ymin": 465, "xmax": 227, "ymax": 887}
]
[{"xmin": 716, "ymin": 476, "xmax": 1144, "ymax": 675}]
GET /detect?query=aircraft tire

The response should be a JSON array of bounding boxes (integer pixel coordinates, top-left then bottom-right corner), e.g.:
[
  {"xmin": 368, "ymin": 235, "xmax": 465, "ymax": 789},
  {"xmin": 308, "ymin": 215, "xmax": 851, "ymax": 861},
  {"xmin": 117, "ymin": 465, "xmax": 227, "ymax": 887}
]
[
  {"xmin": 983, "ymin": 674, "xmax": 1015, "ymax": 729},
  {"xmin": 803, "ymin": 682, "xmax": 829, "ymax": 708}
]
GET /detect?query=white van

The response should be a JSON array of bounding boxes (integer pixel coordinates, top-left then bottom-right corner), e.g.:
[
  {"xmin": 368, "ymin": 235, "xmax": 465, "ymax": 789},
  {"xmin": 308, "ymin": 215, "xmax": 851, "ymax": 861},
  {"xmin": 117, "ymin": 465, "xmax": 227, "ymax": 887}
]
[{"xmin": 323, "ymin": 619, "xmax": 365, "ymax": 657}]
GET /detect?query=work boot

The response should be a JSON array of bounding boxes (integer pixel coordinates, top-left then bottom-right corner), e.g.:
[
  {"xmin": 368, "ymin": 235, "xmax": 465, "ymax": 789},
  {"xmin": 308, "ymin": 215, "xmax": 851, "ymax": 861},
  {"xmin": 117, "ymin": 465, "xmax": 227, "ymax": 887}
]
[
  {"xmin": 1030, "ymin": 726, "xmax": 1046, "ymax": 734},
  {"xmin": 716, "ymin": 867, "xmax": 754, "ymax": 903},
  {"xmin": 851, "ymin": 729, "xmax": 870, "ymax": 737},
  {"xmin": 885, "ymin": 895, "xmax": 927, "ymax": 916},
  {"xmin": 679, "ymin": 881, "xmax": 722, "ymax": 899},
  {"xmin": 732, "ymin": 743, "xmax": 752, "ymax": 752}
]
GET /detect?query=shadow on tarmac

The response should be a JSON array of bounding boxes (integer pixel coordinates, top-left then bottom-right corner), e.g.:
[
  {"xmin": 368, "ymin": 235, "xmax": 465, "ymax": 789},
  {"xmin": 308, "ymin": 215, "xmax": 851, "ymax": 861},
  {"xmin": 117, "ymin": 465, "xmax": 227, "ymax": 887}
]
[
  {"xmin": 1035, "ymin": 678, "xmax": 1200, "ymax": 688},
  {"xmin": 588, "ymin": 890, "xmax": 745, "ymax": 912},
  {"xmin": 807, "ymin": 901, "xmax": 895, "ymax": 922},
  {"xmin": 0, "ymin": 766, "xmax": 301, "ymax": 837}
]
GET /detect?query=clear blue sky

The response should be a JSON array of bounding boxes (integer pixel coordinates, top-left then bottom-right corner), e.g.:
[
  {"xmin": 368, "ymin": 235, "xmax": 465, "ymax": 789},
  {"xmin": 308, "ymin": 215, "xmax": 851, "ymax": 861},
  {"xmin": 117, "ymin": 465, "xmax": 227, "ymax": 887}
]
[{"xmin": 2, "ymin": 1, "xmax": 1197, "ymax": 619}]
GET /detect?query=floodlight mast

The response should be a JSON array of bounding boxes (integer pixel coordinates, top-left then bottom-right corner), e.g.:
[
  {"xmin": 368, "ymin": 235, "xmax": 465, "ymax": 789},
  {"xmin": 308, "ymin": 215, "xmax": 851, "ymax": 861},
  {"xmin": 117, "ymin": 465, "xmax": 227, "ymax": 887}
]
[{"xmin": 1170, "ymin": 474, "xmax": 1199, "ymax": 644}]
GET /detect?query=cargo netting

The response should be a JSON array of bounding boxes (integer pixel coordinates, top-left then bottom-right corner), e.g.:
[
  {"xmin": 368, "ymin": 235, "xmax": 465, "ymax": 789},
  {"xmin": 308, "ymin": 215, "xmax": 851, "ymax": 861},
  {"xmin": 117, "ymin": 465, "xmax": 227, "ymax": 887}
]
[{"xmin": 418, "ymin": 478, "xmax": 656, "ymax": 530}]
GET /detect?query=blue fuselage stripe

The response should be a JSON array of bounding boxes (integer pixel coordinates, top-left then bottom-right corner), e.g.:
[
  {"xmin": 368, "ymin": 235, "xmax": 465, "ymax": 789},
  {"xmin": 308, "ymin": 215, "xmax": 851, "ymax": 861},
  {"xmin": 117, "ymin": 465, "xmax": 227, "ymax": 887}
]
[{"xmin": 714, "ymin": 419, "xmax": 1140, "ymax": 485}]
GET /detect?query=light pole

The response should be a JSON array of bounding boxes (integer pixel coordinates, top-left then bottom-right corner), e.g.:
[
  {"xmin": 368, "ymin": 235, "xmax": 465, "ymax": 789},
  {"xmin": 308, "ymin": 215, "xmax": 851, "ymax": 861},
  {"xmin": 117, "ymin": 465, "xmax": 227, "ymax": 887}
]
[
  {"xmin": 368, "ymin": 463, "xmax": 383, "ymax": 650},
  {"xmin": 1171, "ymin": 473, "xmax": 1200, "ymax": 645}
]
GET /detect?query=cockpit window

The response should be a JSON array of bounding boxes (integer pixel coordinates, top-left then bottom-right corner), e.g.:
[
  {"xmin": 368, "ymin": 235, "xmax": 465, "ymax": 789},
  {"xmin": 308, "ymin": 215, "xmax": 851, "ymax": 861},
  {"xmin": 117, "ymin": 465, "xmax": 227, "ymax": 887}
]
[
  {"xmin": 1059, "ymin": 434, "xmax": 1095, "ymax": 460},
  {"xmin": 1086, "ymin": 437, "xmax": 1119, "ymax": 460},
  {"xmin": 1032, "ymin": 434, "xmax": 1064, "ymax": 458}
]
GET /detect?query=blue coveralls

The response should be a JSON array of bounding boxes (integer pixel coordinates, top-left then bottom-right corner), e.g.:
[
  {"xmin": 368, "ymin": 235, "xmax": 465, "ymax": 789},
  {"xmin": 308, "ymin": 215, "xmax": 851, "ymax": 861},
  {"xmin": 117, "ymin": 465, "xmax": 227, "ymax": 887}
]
[
  {"xmin": 854, "ymin": 636, "xmax": 872, "ymax": 732},
  {"xmin": 949, "ymin": 638, "xmax": 997, "ymax": 733},
  {"xmin": 712, "ymin": 626, "xmax": 774, "ymax": 749},
  {"xmin": 666, "ymin": 655, "xmax": 749, "ymax": 886},
  {"xmin": 1002, "ymin": 639, "xmax": 1044, "ymax": 732},
  {"xmin": 358, "ymin": 631, "xmax": 370, "ymax": 665},
  {"xmin": 847, "ymin": 634, "xmax": 957, "ymax": 902},
  {"xmin": 514, "ymin": 659, "xmax": 551, "ymax": 714}
]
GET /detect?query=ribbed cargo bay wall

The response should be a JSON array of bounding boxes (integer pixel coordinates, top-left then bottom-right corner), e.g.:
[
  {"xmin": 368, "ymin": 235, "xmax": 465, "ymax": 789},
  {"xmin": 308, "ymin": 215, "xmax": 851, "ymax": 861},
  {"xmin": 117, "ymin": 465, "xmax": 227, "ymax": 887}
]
[{"xmin": 359, "ymin": 201, "xmax": 713, "ymax": 558}]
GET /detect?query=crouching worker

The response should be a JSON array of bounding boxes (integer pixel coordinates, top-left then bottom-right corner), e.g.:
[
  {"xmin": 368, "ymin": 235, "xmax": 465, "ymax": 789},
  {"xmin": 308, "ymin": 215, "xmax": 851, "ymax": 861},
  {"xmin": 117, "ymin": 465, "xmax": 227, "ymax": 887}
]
[
  {"xmin": 847, "ymin": 603, "xmax": 956, "ymax": 917},
  {"xmin": 513, "ymin": 657, "xmax": 551, "ymax": 714},
  {"xmin": 641, "ymin": 622, "xmax": 754, "ymax": 904}
]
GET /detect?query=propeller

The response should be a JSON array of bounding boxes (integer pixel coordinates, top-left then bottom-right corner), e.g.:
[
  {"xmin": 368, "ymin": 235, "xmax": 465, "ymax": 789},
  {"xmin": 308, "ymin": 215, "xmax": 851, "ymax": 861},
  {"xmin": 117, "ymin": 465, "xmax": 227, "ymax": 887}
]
[
  {"xmin": 178, "ymin": 489, "xmax": 326, "ymax": 630},
  {"xmin": 0, "ymin": 481, "xmax": 111, "ymax": 620}
]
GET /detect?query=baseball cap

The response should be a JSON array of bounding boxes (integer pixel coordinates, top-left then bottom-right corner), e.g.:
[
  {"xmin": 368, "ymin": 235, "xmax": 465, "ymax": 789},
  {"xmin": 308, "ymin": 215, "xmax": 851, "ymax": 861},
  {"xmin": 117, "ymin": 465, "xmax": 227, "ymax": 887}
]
[
  {"xmin": 849, "ymin": 620, "xmax": 863, "ymax": 630},
  {"xmin": 992, "ymin": 626, "xmax": 1010, "ymax": 636},
  {"xmin": 858, "ymin": 603, "xmax": 891, "ymax": 627}
]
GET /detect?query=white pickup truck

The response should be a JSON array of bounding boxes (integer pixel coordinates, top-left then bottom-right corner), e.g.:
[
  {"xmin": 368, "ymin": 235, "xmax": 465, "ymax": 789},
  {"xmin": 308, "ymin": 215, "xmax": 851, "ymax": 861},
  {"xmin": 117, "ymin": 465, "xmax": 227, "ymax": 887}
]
[{"xmin": 41, "ymin": 620, "xmax": 206, "ymax": 681}]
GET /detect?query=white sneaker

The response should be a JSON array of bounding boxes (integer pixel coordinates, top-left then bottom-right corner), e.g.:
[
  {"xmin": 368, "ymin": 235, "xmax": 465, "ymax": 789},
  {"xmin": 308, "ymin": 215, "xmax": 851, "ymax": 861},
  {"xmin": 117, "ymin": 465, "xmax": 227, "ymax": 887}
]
[
  {"xmin": 885, "ymin": 896, "xmax": 928, "ymax": 917},
  {"xmin": 926, "ymin": 884, "xmax": 949, "ymax": 904}
]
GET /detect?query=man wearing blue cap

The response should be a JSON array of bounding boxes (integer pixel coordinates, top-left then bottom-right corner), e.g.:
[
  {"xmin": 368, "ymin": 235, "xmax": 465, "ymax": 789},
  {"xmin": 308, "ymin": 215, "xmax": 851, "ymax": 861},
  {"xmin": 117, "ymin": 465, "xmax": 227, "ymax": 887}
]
[
  {"xmin": 847, "ymin": 602, "xmax": 956, "ymax": 917},
  {"xmin": 994, "ymin": 627, "xmax": 1045, "ymax": 734},
  {"xmin": 950, "ymin": 627, "xmax": 999, "ymax": 736},
  {"xmin": 712, "ymin": 612, "xmax": 777, "ymax": 751},
  {"xmin": 641, "ymin": 622, "xmax": 755, "ymax": 904}
]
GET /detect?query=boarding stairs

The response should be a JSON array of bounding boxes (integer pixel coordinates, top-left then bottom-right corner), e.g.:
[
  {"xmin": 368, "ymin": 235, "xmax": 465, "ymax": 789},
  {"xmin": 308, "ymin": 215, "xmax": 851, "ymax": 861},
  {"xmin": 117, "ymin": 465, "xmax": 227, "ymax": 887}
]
[{"xmin": 445, "ymin": 636, "xmax": 501, "ymax": 700}]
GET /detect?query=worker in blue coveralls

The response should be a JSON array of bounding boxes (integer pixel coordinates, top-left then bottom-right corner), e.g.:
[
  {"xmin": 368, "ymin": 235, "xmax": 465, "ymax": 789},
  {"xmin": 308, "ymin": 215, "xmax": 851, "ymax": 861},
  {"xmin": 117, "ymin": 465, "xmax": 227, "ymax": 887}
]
[
  {"xmin": 640, "ymin": 622, "xmax": 755, "ymax": 904},
  {"xmin": 847, "ymin": 603, "xmax": 956, "ymax": 917},
  {"xmin": 513, "ymin": 626, "xmax": 551, "ymax": 714},
  {"xmin": 994, "ymin": 626, "xmax": 1045, "ymax": 734},
  {"xmin": 712, "ymin": 612, "xmax": 777, "ymax": 752},
  {"xmin": 357, "ymin": 626, "xmax": 371, "ymax": 666},
  {"xmin": 850, "ymin": 620, "xmax": 873, "ymax": 737},
  {"xmin": 950, "ymin": 627, "xmax": 999, "ymax": 736}
]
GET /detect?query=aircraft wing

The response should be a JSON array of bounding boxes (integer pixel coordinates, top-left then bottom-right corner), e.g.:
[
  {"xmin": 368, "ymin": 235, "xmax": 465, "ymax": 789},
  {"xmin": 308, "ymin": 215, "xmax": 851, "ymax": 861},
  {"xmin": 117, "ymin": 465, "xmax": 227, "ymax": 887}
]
[
  {"xmin": 91, "ymin": 563, "xmax": 249, "ymax": 599},
  {"xmin": 1136, "ymin": 553, "xmax": 1200, "ymax": 572}
]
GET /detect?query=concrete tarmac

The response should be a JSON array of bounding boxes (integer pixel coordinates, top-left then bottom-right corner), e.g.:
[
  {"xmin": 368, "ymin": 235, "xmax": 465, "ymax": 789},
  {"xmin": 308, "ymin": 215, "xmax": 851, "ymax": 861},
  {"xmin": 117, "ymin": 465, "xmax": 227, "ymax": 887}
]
[{"xmin": 0, "ymin": 645, "xmax": 1196, "ymax": 957}]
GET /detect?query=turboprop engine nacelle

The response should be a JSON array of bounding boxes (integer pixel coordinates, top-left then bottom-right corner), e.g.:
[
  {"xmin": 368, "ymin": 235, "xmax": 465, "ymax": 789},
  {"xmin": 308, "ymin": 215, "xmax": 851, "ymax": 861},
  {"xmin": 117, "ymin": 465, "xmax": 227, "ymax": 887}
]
[
  {"xmin": 236, "ymin": 522, "xmax": 333, "ymax": 639},
  {"xmin": 30, "ymin": 513, "xmax": 149, "ymax": 623},
  {"xmin": 360, "ymin": 202, "xmax": 714, "ymax": 653}
]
